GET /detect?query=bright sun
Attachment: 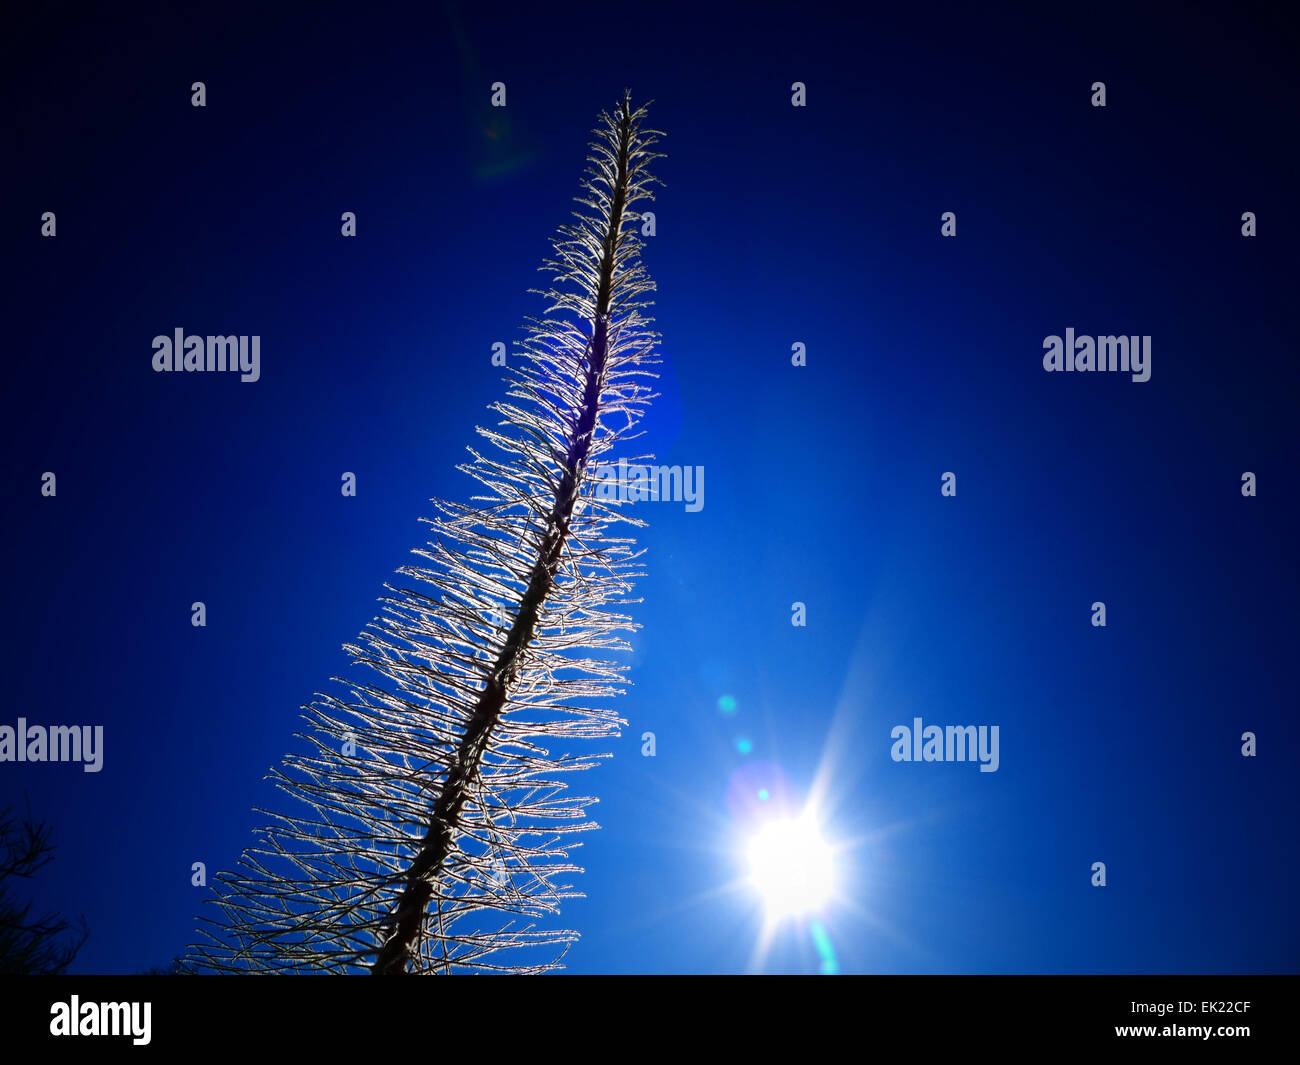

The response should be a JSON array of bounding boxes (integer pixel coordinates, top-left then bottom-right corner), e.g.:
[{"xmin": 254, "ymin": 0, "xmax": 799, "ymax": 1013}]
[{"xmin": 745, "ymin": 814, "xmax": 834, "ymax": 917}]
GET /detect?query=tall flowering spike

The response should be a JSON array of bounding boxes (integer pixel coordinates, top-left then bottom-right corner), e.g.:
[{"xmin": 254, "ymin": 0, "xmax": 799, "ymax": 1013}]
[{"xmin": 186, "ymin": 91, "xmax": 665, "ymax": 974}]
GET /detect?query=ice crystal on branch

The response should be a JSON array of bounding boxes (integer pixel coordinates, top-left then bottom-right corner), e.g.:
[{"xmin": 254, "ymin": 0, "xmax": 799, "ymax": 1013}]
[{"xmin": 187, "ymin": 91, "xmax": 664, "ymax": 974}]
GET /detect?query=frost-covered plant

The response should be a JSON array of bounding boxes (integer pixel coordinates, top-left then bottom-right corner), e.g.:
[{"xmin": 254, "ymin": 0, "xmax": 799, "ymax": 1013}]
[{"xmin": 187, "ymin": 91, "xmax": 665, "ymax": 974}]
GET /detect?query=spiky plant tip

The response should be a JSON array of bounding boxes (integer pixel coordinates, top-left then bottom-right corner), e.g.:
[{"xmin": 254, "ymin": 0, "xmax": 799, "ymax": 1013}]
[{"xmin": 185, "ymin": 93, "xmax": 665, "ymax": 975}]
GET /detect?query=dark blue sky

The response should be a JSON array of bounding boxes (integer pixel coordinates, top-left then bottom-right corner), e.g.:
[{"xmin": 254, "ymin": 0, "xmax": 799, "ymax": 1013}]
[{"xmin": 3, "ymin": 0, "xmax": 1296, "ymax": 974}]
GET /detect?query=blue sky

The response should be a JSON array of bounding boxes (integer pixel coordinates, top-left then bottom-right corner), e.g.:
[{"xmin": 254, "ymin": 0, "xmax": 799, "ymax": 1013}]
[{"xmin": 3, "ymin": 0, "xmax": 1296, "ymax": 974}]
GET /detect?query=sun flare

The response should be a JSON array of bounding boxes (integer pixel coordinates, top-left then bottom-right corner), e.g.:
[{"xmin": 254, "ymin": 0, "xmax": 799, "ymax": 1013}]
[{"xmin": 745, "ymin": 814, "xmax": 835, "ymax": 917}]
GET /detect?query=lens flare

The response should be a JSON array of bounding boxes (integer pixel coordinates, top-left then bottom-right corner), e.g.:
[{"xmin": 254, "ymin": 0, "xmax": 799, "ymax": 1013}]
[
  {"xmin": 725, "ymin": 760, "xmax": 793, "ymax": 820},
  {"xmin": 810, "ymin": 920, "xmax": 839, "ymax": 974}
]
